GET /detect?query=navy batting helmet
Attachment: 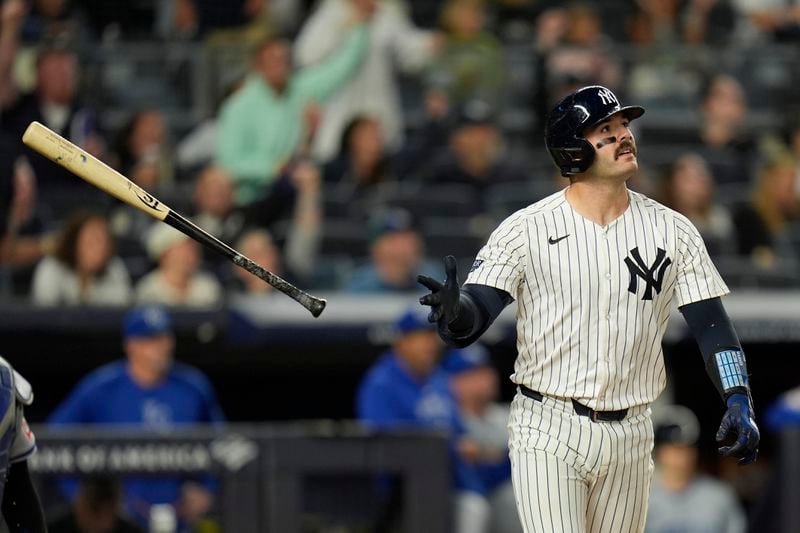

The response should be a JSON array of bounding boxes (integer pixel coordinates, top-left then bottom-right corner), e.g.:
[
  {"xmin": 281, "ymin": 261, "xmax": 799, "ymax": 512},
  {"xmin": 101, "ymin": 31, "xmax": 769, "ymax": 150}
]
[{"xmin": 544, "ymin": 86, "xmax": 645, "ymax": 177}]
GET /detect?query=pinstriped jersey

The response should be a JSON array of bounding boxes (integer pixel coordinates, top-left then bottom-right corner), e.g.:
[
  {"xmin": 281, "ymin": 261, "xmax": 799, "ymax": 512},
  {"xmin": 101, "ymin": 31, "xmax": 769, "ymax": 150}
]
[{"xmin": 465, "ymin": 188, "xmax": 728, "ymax": 410}]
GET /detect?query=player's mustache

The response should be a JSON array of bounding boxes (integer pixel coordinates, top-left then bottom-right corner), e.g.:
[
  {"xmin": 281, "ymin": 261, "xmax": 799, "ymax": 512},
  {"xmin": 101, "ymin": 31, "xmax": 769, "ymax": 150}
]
[{"xmin": 615, "ymin": 140, "xmax": 637, "ymax": 159}]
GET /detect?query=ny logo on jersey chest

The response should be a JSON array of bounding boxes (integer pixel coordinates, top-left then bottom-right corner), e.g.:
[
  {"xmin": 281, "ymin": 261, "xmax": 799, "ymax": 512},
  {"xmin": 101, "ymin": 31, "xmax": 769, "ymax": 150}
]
[{"xmin": 624, "ymin": 247, "xmax": 671, "ymax": 301}]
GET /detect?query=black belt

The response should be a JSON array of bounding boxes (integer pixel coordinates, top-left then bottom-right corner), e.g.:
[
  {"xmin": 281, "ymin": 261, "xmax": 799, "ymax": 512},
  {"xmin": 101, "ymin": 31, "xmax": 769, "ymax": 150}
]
[{"xmin": 519, "ymin": 385, "xmax": 628, "ymax": 422}]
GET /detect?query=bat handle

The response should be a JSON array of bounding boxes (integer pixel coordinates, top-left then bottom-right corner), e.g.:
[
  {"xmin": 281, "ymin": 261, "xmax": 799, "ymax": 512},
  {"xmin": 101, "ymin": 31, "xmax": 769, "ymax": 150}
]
[
  {"xmin": 307, "ymin": 297, "xmax": 327, "ymax": 318},
  {"xmin": 233, "ymin": 254, "xmax": 327, "ymax": 317}
]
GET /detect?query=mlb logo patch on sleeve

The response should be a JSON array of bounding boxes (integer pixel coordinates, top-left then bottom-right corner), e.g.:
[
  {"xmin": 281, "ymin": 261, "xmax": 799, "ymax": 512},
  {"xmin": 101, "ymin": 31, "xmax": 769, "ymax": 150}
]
[{"xmin": 469, "ymin": 259, "xmax": 484, "ymax": 272}]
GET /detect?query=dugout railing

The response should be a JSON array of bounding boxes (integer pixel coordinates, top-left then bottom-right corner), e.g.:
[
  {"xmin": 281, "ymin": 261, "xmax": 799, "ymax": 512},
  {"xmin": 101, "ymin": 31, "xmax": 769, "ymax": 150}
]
[{"xmin": 29, "ymin": 422, "xmax": 451, "ymax": 533}]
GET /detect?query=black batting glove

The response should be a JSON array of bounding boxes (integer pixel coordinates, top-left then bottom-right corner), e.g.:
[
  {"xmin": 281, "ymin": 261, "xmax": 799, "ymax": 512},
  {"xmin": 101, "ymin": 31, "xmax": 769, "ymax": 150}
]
[
  {"xmin": 717, "ymin": 393, "xmax": 760, "ymax": 465},
  {"xmin": 418, "ymin": 255, "xmax": 461, "ymax": 325}
]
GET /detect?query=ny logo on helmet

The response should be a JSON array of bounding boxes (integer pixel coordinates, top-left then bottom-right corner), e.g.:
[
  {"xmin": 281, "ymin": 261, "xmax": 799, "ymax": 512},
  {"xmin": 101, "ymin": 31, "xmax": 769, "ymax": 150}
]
[{"xmin": 597, "ymin": 88, "xmax": 617, "ymax": 106}]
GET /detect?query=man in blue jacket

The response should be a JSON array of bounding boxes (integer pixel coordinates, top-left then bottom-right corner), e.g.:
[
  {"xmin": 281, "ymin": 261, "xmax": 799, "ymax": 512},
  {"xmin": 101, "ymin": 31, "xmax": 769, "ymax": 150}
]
[
  {"xmin": 48, "ymin": 305, "xmax": 225, "ymax": 529},
  {"xmin": 357, "ymin": 307, "xmax": 490, "ymax": 533}
]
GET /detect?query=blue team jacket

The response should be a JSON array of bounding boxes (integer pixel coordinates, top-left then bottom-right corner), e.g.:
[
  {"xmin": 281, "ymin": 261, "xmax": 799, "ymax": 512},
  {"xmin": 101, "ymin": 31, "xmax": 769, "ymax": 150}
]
[
  {"xmin": 47, "ymin": 360, "xmax": 225, "ymax": 523},
  {"xmin": 356, "ymin": 351, "xmax": 486, "ymax": 495}
]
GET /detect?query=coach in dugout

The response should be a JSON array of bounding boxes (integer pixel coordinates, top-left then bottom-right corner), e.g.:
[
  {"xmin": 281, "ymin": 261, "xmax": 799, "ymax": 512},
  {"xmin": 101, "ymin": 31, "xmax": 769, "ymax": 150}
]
[
  {"xmin": 357, "ymin": 307, "xmax": 491, "ymax": 533},
  {"xmin": 47, "ymin": 305, "xmax": 226, "ymax": 530}
]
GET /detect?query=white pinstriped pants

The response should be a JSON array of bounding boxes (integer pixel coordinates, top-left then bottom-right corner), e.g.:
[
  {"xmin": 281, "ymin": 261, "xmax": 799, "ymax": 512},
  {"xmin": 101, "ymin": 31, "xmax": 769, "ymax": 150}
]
[{"xmin": 508, "ymin": 392, "xmax": 654, "ymax": 533}]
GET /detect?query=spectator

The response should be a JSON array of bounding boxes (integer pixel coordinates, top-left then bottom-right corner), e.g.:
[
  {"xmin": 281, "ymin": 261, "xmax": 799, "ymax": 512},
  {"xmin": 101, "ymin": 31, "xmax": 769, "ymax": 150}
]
[
  {"xmin": 730, "ymin": 0, "xmax": 800, "ymax": 44},
  {"xmin": 323, "ymin": 115, "xmax": 396, "ymax": 193},
  {"xmin": 175, "ymin": 79, "xmax": 244, "ymax": 176},
  {"xmin": 215, "ymin": 7, "xmax": 371, "ymax": 206},
  {"xmin": 691, "ymin": 74, "xmax": 756, "ymax": 186},
  {"xmin": 20, "ymin": 0, "xmax": 83, "ymax": 45},
  {"xmin": 357, "ymin": 307, "xmax": 491, "ymax": 533},
  {"xmin": 242, "ymin": 159, "xmax": 322, "ymax": 262},
  {"xmin": 163, "ymin": 0, "xmax": 272, "ymax": 43},
  {"xmin": 680, "ymin": 0, "xmax": 736, "ymax": 45},
  {"xmin": 113, "ymin": 109, "xmax": 174, "ymax": 192},
  {"xmin": 345, "ymin": 208, "xmax": 436, "ymax": 293},
  {"xmin": 536, "ymin": 3, "xmax": 622, "ymax": 111},
  {"xmin": 0, "ymin": 6, "xmax": 107, "ymax": 217},
  {"xmin": 135, "ymin": 224, "xmax": 223, "ymax": 307},
  {"xmin": 429, "ymin": 0, "xmax": 504, "ymax": 108},
  {"xmin": 443, "ymin": 348, "xmax": 523, "ymax": 533},
  {"xmin": 627, "ymin": 0, "xmax": 683, "ymax": 47},
  {"xmin": 646, "ymin": 405, "xmax": 746, "ymax": 533},
  {"xmin": 624, "ymin": 1, "xmax": 727, "ymax": 109},
  {"xmin": 393, "ymin": 87, "xmax": 452, "ymax": 180},
  {"xmin": 0, "ymin": 155, "xmax": 55, "ymax": 296},
  {"xmin": 295, "ymin": 0, "xmax": 439, "ymax": 161},
  {"xmin": 47, "ymin": 475, "xmax": 143, "ymax": 533},
  {"xmin": 31, "ymin": 211, "xmax": 132, "ymax": 306},
  {"xmin": 422, "ymin": 99, "xmax": 528, "ymax": 194},
  {"xmin": 106, "ymin": 110, "xmax": 177, "ymax": 279},
  {"xmin": 48, "ymin": 305, "xmax": 225, "ymax": 529},
  {"xmin": 231, "ymin": 195, "xmax": 320, "ymax": 293},
  {"xmin": 230, "ymin": 229, "xmax": 282, "ymax": 294},
  {"xmin": 660, "ymin": 153, "xmax": 736, "ymax": 258},
  {"xmin": 732, "ymin": 154, "xmax": 798, "ymax": 270},
  {"xmin": 626, "ymin": 0, "xmax": 734, "ymax": 48},
  {"xmin": 74, "ymin": 0, "xmax": 156, "ymax": 40},
  {"xmin": 192, "ymin": 165, "xmax": 245, "ymax": 251}
]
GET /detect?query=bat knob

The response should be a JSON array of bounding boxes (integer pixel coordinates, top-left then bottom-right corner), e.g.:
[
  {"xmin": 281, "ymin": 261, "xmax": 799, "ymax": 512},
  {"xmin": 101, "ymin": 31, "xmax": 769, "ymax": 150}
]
[{"xmin": 309, "ymin": 298, "xmax": 327, "ymax": 318}]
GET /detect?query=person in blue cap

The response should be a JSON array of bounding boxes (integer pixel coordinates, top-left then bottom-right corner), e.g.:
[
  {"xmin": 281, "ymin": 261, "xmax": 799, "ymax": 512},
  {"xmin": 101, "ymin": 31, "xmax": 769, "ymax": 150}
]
[
  {"xmin": 443, "ymin": 348, "xmax": 522, "ymax": 533},
  {"xmin": 345, "ymin": 208, "xmax": 439, "ymax": 294},
  {"xmin": 356, "ymin": 307, "xmax": 490, "ymax": 533},
  {"xmin": 48, "ymin": 305, "xmax": 225, "ymax": 530}
]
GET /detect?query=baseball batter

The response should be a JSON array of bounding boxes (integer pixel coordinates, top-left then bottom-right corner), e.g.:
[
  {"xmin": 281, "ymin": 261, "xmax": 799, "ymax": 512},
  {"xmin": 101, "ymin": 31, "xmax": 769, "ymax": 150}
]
[{"xmin": 418, "ymin": 86, "xmax": 759, "ymax": 533}]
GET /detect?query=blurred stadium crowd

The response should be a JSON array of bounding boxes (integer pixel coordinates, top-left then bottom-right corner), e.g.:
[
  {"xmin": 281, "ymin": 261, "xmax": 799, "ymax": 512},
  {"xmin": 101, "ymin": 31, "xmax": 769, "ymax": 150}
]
[
  {"xmin": 2, "ymin": 0, "xmax": 800, "ymax": 303},
  {"xmin": 3, "ymin": 0, "xmax": 800, "ymax": 532}
]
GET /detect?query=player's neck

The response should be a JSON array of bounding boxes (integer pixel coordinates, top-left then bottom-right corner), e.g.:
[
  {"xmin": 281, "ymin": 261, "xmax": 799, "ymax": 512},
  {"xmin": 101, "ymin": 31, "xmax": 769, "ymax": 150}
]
[{"xmin": 565, "ymin": 180, "xmax": 629, "ymax": 227}]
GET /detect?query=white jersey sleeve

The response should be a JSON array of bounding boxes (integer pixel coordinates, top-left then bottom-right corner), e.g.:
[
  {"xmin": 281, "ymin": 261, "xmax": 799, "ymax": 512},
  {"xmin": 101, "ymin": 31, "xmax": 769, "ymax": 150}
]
[
  {"xmin": 674, "ymin": 215, "xmax": 729, "ymax": 307},
  {"xmin": 465, "ymin": 211, "xmax": 527, "ymax": 296}
]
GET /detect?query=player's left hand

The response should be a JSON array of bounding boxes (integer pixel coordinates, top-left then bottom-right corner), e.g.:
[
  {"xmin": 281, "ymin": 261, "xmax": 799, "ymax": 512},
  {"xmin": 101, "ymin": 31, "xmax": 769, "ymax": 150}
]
[{"xmin": 717, "ymin": 393, "xmax": 759, "ymax": 465}]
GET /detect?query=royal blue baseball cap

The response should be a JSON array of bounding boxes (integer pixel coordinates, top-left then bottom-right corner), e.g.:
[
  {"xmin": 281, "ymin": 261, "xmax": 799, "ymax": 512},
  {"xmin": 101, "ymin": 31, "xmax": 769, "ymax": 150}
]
[
  {"xmin": 368, "ymin": 208, "xmax": 418, "ymax": 245},
  {"xmin": 442, "ymin": 345, "xmax": 490, "ymax": 374},
  {"xmin": 394, "ymin": 307, "xmax": 436, "ymax": 336},
  {"xmin": 123, "ymin": 305, "xmax": 173, "ymax": 338}
]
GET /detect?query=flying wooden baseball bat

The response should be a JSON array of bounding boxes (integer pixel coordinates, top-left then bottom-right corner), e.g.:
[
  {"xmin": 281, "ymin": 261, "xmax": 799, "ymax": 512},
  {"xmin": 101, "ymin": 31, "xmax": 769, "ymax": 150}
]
[{"xmin": 22, "ymin": 121, "xmax": 326, "ymax": 317}]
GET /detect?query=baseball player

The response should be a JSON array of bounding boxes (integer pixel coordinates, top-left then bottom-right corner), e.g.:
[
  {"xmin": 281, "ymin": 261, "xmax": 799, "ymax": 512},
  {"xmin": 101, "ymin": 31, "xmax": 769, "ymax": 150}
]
[
  {"xmin": 0, "ymin": 355, "xmax": 46, "ymax": 532},
  {"xmin": 418, "ymin": 85, "xmax": 759, "ymax": 533}
]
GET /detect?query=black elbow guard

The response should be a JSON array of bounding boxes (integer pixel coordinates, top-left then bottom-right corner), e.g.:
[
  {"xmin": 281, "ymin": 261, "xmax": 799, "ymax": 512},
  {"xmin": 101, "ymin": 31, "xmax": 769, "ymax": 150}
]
[{"xmin": 439, "ymin": 284, "xmax": 512, "ymax": 347}]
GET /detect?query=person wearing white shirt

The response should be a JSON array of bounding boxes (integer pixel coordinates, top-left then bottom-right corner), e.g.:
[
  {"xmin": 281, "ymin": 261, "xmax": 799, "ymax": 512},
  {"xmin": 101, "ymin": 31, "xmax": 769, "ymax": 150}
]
[{"xmin": 295, "ymin": 0, "xmax": 440, "ymax": 161}]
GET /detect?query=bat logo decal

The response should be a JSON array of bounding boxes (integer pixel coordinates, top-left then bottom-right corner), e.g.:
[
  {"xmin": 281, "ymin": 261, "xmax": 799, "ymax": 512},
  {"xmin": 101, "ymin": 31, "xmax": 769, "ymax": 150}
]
[
  {"xmin": 80, "ymin": 154, "xmax": 87, "ymax": 163},
  {"xmin": 134, "ymin": 188, "xmax": 164, "ymax": 211}
]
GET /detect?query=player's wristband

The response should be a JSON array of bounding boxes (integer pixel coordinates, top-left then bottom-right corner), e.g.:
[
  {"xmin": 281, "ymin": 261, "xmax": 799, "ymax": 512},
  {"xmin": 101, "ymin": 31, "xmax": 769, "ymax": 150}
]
[{"xmin": 714, "ymin": 348, "xmax": 748, "ymax": 394}]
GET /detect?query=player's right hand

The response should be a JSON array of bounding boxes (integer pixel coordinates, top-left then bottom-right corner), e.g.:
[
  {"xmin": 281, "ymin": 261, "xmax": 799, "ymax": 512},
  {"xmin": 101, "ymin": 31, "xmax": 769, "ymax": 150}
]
[{"xmin": 418, "ymin": 255, "xmax": 461, "ymax": 324}]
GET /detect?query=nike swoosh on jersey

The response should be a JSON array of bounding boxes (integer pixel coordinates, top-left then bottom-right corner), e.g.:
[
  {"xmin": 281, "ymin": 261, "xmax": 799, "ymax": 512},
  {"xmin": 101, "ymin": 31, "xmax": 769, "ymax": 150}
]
[{"xmin": 548, "ymin": 234, "xmax": 570, "ymax": 245}]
